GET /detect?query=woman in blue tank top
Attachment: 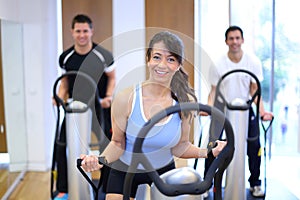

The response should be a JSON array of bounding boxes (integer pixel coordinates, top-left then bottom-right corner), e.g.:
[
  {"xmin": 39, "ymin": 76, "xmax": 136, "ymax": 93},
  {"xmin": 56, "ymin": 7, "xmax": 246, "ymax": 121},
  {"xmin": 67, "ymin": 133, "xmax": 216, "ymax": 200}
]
[{"xmin": 80, "ymin": 31, "xmax": 226, "ymax": 200}]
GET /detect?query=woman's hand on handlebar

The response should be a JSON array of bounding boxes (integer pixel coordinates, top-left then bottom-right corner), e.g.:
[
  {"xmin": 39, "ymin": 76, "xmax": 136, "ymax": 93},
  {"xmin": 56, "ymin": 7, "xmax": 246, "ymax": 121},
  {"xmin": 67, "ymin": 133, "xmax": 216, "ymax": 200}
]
[
  {"xmin": 212, "ymin": 140, "xmax": 227, "ymax": 157},
  {"xmin": 80, "ymin": 154, "xmax": 103, "ymax": 172}
]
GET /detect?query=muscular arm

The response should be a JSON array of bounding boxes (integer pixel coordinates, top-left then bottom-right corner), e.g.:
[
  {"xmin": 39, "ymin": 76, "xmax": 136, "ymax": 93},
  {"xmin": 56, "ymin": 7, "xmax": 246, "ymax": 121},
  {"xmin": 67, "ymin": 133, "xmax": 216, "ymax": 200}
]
[
  {"xmin": 199, "ymin": 85, "xmax": 216, "ymax": 116},
  {"xmin": 173, "ymin": 95, "xmax": 208, "ymax": 158},
  {"xmin": 172, "ymin": 94, "xmax": 226, "ymax": 158},
  {"xmin": 81, "ymin": 87, "xmax": 132, "ymax": 171},
  {"xmin": 100, "ymin": 87, "xmax": 133, "ymax": 163},
  {"xmin": 105, "ymin": 69, "xmax": 116, "ymax": 97},
  {"xmin": 172, "ymin": 114, "xmax": 208, "ymax": 159},
  {"xmin": 101, "ymin": 69, "xmax": 116, "ymax": 108},
  {"xmin": 53, "ymin": 76, "xmax": 69, "ymax": 105},
  {"xmin": 172, "ymin": 113, "xmax": 226, "ymax": 159},
  {"xmin": 208, "ymin": 85, "xmax": 216, "ymax": 106}
]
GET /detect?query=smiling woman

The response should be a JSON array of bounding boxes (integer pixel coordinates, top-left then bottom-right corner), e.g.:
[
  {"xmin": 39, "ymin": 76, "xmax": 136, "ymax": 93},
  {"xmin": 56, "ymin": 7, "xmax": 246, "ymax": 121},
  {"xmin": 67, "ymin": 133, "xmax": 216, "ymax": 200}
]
[{"xmin": 79, "ymin": 31, "xmax": 226, "ymax": 200}]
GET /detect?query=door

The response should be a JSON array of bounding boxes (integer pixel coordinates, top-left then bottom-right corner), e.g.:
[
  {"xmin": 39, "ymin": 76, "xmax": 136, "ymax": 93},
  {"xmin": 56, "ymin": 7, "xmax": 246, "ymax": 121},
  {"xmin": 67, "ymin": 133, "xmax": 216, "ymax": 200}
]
[
  {"xmin": 145, "ymin": 0, "xmax": 194, "ymax": 87},
  {"xmin": 62, "ymin": 0, "xmax": 113, "ymax": 50},
  {"xmin": 0, "ymin": 21, "xmax": 7, "ymax": 153}
]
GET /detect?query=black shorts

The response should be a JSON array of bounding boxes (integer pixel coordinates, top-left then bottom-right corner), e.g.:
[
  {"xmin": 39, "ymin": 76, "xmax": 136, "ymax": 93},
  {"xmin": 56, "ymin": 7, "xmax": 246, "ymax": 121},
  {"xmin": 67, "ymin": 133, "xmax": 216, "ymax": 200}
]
[{"xmin": 106, "ymin": 160, "xmax": 175, "ymax": 198}]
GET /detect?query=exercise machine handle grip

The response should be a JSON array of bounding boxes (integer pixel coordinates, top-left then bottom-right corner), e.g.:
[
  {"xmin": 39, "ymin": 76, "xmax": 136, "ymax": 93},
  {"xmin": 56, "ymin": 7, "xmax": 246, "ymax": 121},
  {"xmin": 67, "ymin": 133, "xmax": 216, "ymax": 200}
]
[{"xmin": 53, "ymin": 71, "xmax": 99, "ymax": 113}]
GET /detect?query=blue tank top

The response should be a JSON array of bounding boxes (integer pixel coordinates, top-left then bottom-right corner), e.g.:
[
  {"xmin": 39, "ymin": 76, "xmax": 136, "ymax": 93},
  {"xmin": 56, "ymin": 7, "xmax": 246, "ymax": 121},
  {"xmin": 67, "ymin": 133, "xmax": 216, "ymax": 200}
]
[{"xmin": 120, "ymin": 84, "xmax": 181, "ymax": 169}]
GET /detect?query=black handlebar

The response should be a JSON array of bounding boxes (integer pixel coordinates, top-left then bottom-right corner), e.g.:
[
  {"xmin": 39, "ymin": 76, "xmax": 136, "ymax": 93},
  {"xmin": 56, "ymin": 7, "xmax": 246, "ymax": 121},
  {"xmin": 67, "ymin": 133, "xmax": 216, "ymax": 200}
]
[
  {"xmin": 123, "ymin": 103, "xmax": 234, "ymax": 199},
  {"xmin": 77, "ymin": 157, "xmax": 107, "ymax": 167},
  {"xmin": 76, "ymin": 103, "xmax": 234, "ymax": 200},
  {"xmin": 214, "ymin": 69, "xmax": 262, "ymax": 142},
  {"xmin": 52, "ymin": 71, "xmax": 98, "ymax": 113},
  {"xmin": 216, "ymin": 69, "xmax": 261, "ymax": 111}
]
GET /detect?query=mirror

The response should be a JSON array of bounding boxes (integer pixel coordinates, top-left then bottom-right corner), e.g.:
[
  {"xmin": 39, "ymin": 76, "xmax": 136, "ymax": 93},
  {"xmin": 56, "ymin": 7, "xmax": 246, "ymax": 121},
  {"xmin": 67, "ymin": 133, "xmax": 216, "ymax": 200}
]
[{"xmin": 0, "ymin": 19, "xmax": 27, "ymax": 197}]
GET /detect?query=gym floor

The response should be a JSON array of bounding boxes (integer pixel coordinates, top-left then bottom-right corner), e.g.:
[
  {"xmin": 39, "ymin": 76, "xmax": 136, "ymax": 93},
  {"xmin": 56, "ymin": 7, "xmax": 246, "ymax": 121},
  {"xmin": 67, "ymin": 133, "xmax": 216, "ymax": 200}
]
[
  {"xmin": 203, "ymin": 155, "xmax": 300, "ymax": 200},
  {"xmin": 1, "ymin": 150, "xmax": 300, "ymax": 199},
  {"xmin": 1, "ymin": 104, "xmax": 300, "ymax": 199},
  {"xmin": 198, "ymin": 102, "xmax": 300, "ymax": 200}
]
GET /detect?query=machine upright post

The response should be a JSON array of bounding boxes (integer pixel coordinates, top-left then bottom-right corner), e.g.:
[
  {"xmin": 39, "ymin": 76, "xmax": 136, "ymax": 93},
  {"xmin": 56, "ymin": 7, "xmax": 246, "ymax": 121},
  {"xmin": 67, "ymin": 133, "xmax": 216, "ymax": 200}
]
[
  {"xmin": 215, "ymin": 69, "xmax": 262, "ymax": 200},
  {"xmin": 224, "ymin": 108, "xmax": 249, "ymax": 200},
  {"xmin": 66, "ymin": 100, "xmax": 94, "ymax": 200}
]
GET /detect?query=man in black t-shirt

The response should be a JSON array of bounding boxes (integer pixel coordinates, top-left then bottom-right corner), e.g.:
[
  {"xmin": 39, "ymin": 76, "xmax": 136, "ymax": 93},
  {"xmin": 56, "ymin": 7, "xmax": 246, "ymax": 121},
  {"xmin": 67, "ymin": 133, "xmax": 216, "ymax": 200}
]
[{"xmin": 54, "ymin": 14, "xmax": 115, "ymax": 199}]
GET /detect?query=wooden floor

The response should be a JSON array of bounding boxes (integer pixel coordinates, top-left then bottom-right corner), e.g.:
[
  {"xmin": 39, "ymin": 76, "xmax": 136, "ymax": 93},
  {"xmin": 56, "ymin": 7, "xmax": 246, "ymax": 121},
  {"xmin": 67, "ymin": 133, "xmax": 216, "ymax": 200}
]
[
  {"xmin": 0, "ymin": 133, "xmax": 102, "ymax": 200},
  {"xmin": 1, "ymin": 171, "xmax": 50, "ymax": 200},
  {"xmin": 0, "ymin": 169, "xmax": 101, "ymax": 200},
  {"xmin": 0, "ymin": 159, "xmax": 185, "ymax": 200},
  {"xmin": 0, "ymin": 169, "xmax": 20, "ymax": 199},
  {"xmin": 2, "ymin": 157, "xmax": 300, "ymax": 200}
]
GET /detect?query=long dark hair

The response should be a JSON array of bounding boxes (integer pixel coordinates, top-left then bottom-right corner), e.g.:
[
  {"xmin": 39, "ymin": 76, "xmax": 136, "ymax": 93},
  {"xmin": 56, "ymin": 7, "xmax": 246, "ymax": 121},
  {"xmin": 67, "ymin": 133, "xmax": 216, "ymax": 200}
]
[{"xmin": 146, "ymin": 31, "xmax": 197, "ymax": 117}]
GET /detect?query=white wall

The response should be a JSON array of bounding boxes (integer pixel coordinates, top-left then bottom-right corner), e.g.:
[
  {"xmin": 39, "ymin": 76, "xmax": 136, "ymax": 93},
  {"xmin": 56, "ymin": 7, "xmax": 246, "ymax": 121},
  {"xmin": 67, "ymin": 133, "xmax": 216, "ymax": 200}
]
[
  {"xmin": 113, "ymin": 0, "xmax": 146, "ymax": 94},
  {"xmin": 0, "ymin": 0, "xmax": 22, "ymax": 22},
  {"xmin": 1, "ymin": 20, "xmax": 27, "ymax": 171},
  {"xmin": 23, "ymin": 0, "xmax": 60, "ymax": 171},
  {"xmin": 0, "ymin": 0, "xmax": 60, "ymax": 171}
]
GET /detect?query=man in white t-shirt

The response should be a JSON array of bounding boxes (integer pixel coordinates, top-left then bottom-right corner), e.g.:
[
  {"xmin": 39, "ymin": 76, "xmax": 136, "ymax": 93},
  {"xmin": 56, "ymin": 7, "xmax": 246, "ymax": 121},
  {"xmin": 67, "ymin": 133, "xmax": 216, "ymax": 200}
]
[{"xmin": 204, "ymin": 26, "xmax": 273, "ymax": 198}]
